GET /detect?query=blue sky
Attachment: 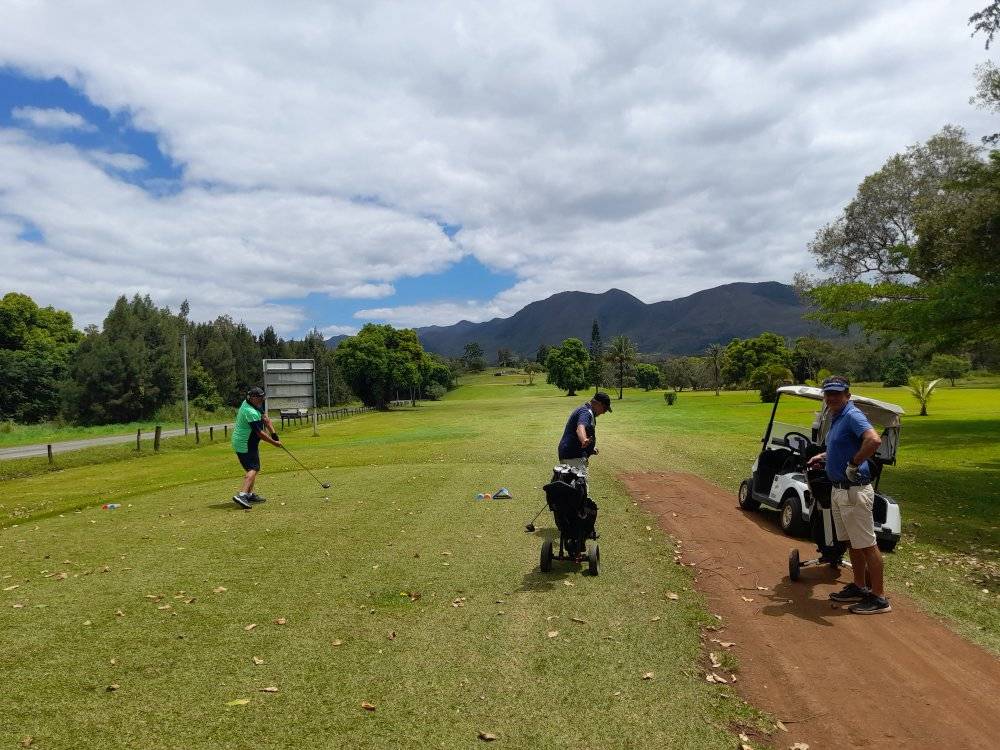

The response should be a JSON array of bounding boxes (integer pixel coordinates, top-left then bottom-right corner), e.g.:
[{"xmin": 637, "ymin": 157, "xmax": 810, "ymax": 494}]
[
  {"xmin": 0, "ymin": 67, "xmax": 519, "ymax": 336},
  {"xmin": 0, "ymin": 2, "xmax": 994, "ymax": 337}
]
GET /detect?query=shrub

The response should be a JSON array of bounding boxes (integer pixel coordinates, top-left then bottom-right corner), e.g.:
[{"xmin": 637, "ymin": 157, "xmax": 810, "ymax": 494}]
[
  {"xmin": 424, "ymin": 382, "xmax": 447, "ymax": 401},
  {"xmin": 882, "ymin": 357, "xmax": 910, "ymax": 387},
  {"xmin": 664, "ymin": 391, "xmax": 677, "ymax": 405}
]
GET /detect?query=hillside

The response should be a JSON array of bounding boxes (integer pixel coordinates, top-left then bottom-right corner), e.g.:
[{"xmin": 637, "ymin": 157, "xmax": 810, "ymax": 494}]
[{"xmin": 327, "ymin": 281, "xmax": 831, "ymax": 357}]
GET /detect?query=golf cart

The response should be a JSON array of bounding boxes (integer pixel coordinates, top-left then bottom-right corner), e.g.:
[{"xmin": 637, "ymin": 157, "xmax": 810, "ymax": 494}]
[{"xmin": 737, "ymin": 385, "xmax": 903, "ymax": 555}]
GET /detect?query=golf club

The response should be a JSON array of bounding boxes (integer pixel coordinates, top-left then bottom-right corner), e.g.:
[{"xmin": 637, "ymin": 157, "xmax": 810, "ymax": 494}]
[
  {"xmin": 274, "ymin": 435, "xmax": 331, "ymax": 489},
  {"xmin": 524, "ymin": 502, "xmax": 548, "ymax": 533}
]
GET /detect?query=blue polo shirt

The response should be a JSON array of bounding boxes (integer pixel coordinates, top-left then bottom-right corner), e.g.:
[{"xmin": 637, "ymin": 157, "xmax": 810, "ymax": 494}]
[
  {"xmin": 558, "ymin": 403, "xmax": 596, "ymax": 459},
  {"xmin": 825, "ymin": 401, "xmax": 873, "ymax": 484}
]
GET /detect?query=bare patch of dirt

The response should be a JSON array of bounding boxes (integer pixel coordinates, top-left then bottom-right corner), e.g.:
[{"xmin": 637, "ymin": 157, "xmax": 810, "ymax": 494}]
[{"xmin": 622, "ymin": 471, "xmax": 1000, "ymax": 750}]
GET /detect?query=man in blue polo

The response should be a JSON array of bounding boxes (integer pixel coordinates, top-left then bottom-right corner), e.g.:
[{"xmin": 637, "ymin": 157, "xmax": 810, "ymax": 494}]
[
  {"xmin": 807, "ymin": 376, "xmax": 890, "ymax": 614},
  {"xmin": 231, "ymin": 386, "xmax": 282, "ymax": 510},
  {"xmin": 557, "ymin": 391, "xmax": 612, "ymax": 474}
]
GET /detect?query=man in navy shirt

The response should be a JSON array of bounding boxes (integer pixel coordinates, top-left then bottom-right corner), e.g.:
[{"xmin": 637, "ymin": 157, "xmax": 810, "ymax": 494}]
[
  {"xmin": 807, "ymin": 376, "xmax": 890, "ymax": 615},
  {"xmin": 557, "ymin": 392, "xmax": 612, "ymax": 476}
]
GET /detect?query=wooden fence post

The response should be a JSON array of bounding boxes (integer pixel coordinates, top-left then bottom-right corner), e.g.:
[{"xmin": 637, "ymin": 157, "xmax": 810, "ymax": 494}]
[
  {"xmin": 195, "ymin": 422, "xmax": 200, "ymax": 444},
  {"xmin": 224, "ymin": 425, "xmax": 228, "ymax": 439},
  {"xmin": 154, "ymin": 426, "xmax": 162, "ymax": 452},
  {"xmin": 210, "ymin": 426, "xmax": 214, "ymax": 441},
  {"xmin": 136, "ymin": 428, "xmax": 141, "ymax": 451},
  {"xmin": 47, "ymin": 444, "xmax": 53, "ymax": 464}
]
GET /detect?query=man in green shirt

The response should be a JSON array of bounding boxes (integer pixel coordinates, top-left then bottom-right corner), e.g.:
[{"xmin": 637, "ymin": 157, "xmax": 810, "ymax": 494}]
[{"xmin": 232, "ymin": 387, "xmax": 282, "ymax": 509}]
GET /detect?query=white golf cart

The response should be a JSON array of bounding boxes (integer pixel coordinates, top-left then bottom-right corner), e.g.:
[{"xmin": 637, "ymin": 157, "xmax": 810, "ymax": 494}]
[{"xmin": 738, "ymin": 385, "xmax": 903, "ymax": 554}]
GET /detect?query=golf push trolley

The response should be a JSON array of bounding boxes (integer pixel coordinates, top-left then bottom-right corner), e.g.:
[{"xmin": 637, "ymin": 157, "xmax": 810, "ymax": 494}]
[{"xmin": 528, "ymin": 463, "xmax": 601, "ymax": 576}]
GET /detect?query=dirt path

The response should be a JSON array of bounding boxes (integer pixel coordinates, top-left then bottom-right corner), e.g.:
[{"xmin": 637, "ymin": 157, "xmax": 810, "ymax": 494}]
[{"xmin": 621, "ymin": 472, "xmax": 1000, "ymax": 750}]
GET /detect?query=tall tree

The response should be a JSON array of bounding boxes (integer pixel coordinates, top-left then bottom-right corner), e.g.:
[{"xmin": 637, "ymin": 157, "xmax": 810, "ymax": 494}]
[
  {"xmin": 588, "ymin": 319, "xmax": 603, "ymax": 393},
  {"xmin": 721, "ymin": 333, "xmax": 791, "ymax": 387},
  {"xmin": 462, "ymin": 341, "xmax": 485, "ymax": 372},
  {"xmin": 544, "ymin": 338, "xmax": 590, "ymax": 396},
  {"xmin": 336, "ymin": 324, "xmax": 429, "ymax": 408},
  {"xmin": 605, "ymin": 335, "xmax": 637, "ymax": 400},
  {"xmin": 798, "ymin": 127, "xmax": 996, "ymax": 348},
  {"xmin": 704, "ymin": 343, "xmax": 725, "ymax": 396}
]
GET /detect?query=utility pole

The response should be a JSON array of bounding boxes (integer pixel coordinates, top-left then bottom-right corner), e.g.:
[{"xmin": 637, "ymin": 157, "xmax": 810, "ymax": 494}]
[
  {"xmin": 182, "ymin": 333, "xmax": 189, "ymax": 435},
  {"xmin": 326, "ymin": 367, "xmax": 331, "ymax": 407}
]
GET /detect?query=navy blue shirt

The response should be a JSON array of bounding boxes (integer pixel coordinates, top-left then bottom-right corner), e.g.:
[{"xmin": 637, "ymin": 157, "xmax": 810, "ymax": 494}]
[
  {"xmin": 825, "ymin": 401, "xmax": 873, "ymax": 484},
  {"xmin": 558, "ymin": 403, "xmax": 596, "ymax": 459}
]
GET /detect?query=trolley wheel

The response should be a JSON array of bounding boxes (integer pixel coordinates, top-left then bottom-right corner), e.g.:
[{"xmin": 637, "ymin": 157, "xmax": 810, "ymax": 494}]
[
  {"xmin": 540, "ymin": 539, "xmax": 553, "ymax": 573},
  {"xmin": 788, "ymin": 548, "xmax": 801, "ymax": 581},
  {"xmin": 587, "ymin": 543, "xmax": 600, "ymax": 576}
]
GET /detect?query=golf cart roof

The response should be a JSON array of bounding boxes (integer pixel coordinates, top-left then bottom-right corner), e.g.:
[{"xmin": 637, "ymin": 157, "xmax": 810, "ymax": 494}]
[{"xmin": 776, "ymin": 385, "xmax": 905, "ymax": 427}]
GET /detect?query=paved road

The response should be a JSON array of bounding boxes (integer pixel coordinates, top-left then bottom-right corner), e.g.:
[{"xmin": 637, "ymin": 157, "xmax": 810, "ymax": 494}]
[{"xmin": 0, "ymin": 423, "xmax": 234, "ymax": 461}]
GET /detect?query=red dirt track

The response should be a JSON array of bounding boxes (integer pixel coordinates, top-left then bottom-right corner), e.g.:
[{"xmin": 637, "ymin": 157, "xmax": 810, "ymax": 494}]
[{"xmin": 621, "ymin": 472, "xmax": 1000, "ymax": 750}]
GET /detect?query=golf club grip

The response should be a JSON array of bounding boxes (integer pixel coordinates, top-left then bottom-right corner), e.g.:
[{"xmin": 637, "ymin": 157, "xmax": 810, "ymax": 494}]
[{"xmin": 270, "ymin": 432, "xmax": 279, "ymax": 441}]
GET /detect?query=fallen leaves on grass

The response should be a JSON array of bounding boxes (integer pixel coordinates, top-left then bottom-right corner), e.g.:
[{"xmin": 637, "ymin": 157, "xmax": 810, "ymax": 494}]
[
  {"xmin": 709, "ymin": 652, "xmax": 722, "ymax": 668},
  {"xmin": 478, "ymin": 732, "xmax": 497, "ymax": 742},
  {"xmin": 259, "ymin": 686, "xmax": 279, "ymax": 693},
  {"xmin": 274, "ymin": 617, "xmax": 287, "ymax": 625},
  {"xmin": 114, "ymin": 609, "xmax": 125, "ymax": 617},
  {"xmin": 563, "ymin": 580, "xmax": 575, "ymax": 587},
  {"xmin": 20, "ymin": 737, "xmax": 32, "ymax": 748},
  {"xmin": 3, "ymin": 584, "xmax": 20, "ymax": 591},
  {"xmin": 452, "ymin": 598, "xmax": 467, "ymax": 608},
  {"xmin": 547, "ymin": 630, "xmax": 559, "ymax": 638},
  {"xmin": 157, "ymin": 604, "xmax": 172, "ymax": 611},
  {"xmin": 332, "ymin": 639, "xmax": 344, "ymax": 647},
  {"xmin": 252, "ymin": 656, "xmax": 264, "ymax": 665},
  {"xmin": 106, "ymin": 683, "xmax": 120, "ymax": 692},
  {"xmin": 244, "ymin": 623, "xmax": 257, "ymax": 631},
  {"xmin": 571, "ymin": 617, "xmax": 586, "ymax": 624},
  {"xmin": 710, "ymin": 638, "xmax": 735, "ymax": 648},
  {"xmin": 740, "ymin": 596, "xmax": 754, "ymax": 603},
  {"xmin": 388, "ymin": 630, "xmax": 397, "ymax": 640},
  {"xmin": 213, "ymin": 586, "xmax": 227, "ymax": 594},
  {"xmin": 642, "ymin": 672, "xmax": 654, "ymax": 680},
  {"xmin": 226, "ymin": 698, "xmax": 251, "ymax": 707},
  {"xmin": 666, "ymin": 592, "xmax": 679, "ymax": 601},
  {"xmin": 776, "ymin": 720, "xmax": 788, "ymax": 732},
  {"xmin": 145, "ymin": 594, "xmax": 163, "ymax": 601},
  {"xmin": 790, "ymin": 744, "xmax": 810, "ymax": 750},
  {"xmin": 650, "ymin": 616, "xmax": 661, "ymax": 622},
  {"xmin": 360, "ymin": 701, "xmax": 376, "ymax": 711}
]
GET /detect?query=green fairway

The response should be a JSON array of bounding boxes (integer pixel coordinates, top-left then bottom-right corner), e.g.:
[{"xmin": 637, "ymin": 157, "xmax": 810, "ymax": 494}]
[
  {"xmin": 2, "ymin": 376, "xmax": 769, "ymax": 750},
  {"xmin": 2, "ymin": 373, "xmax": 997, "ymax": 749}
]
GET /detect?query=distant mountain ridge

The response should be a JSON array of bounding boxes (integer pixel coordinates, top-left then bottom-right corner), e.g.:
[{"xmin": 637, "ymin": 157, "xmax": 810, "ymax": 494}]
[{"xmin": 327, "ymin": 281, "xmax": 830, "ymax": 358}]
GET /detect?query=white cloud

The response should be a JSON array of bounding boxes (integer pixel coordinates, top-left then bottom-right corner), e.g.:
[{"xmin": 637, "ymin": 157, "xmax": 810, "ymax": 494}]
[
  {"xmin": 355, "ymin": 299, "xmax": 507, "ymax": 328},
  {"xmin": 0, "ymin": 1, "xmax": 996, "ymax": 332},
  {"xmin": 320, "ymin": 324, "xmax": 358, "ymax": 337},
  {"xmin": 87, "ymin": 151, "xmax": 148, "ymax": 171},
  {"xmin": 11, "ymin": 105, "xmax": 94, "ymax": 131}
]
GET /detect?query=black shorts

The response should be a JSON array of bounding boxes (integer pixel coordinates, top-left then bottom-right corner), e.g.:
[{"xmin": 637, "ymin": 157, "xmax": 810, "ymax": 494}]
[{"xmin": 236, "ymin": 450, "xmax": 260, "ymax": 472}]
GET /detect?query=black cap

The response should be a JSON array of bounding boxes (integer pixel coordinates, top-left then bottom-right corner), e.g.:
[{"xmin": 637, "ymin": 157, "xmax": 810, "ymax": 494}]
[
  {"xmin": 247, "ymin": 386, "xmax": 266, "ymax": 399},
  {"xmin": 593, "ymin": 392, "xmax": 612, "ymax": 412},
  {"xmin": 821, "ymin": 376, "xmax": 850, "ymax": 393}
]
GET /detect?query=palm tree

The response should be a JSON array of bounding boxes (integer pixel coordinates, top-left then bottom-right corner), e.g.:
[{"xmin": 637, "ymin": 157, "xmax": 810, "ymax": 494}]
[
  {"xmin": 605, "ymin": 335, "xmax": 637, "ymax": 400},
  {"xmin": 906, "ymin": 376, "xmax": 941, "ymax": 416}
]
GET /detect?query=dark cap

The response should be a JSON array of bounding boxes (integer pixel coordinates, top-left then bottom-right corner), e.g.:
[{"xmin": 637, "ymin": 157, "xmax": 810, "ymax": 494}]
[
  {"xmin": 593, "ymin": 392, "xmax": 612, "ymax": 412},
  {"xmin": 821, "ymin": 376, "xmax": 850, "ymax": 393},
  {"xmin": 246, "ymin": 386, "xmax": 266, "ymax": 400}
]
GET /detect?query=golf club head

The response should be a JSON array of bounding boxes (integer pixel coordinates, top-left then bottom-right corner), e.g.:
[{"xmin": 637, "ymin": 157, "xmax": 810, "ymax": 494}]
[
  {"xmin": 322, "ymin": 482, "xmax": 331, "ymax": 489},
  {"xmin": 524, "ymin": 523, "xmax": 535, "ymax": 533}
]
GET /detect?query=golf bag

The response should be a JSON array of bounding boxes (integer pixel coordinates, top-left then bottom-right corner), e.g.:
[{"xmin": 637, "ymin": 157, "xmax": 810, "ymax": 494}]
[{"xmin": 543, "ymin": 464, "xmax": 599, "ymax": 557}]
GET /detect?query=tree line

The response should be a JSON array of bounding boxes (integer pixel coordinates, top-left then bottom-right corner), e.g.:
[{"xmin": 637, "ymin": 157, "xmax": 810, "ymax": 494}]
[
  {"xmin": 475, "ymin": 320, "xmax": 987, "ymax": 404},
  {"xmin": 0, "ymin": 292, "xmax": 456, "ymax": 425}
]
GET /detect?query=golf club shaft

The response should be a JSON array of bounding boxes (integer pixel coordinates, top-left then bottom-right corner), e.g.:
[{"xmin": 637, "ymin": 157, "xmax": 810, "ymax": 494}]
[{"xmin": 280, "ymin": 444, "xmax": 328, "ymax": 488}]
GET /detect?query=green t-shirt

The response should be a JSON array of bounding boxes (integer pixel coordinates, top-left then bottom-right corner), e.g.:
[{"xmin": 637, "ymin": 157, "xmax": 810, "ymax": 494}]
[{"xmin": 232, "ymin": 400, "xmax": 264, "ymax": 453}]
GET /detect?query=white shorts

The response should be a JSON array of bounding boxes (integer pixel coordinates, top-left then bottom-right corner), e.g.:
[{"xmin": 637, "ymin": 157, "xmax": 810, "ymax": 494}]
[{"xmin": 831, "ymin": 484, "xmax": 876, "ymax": 549}]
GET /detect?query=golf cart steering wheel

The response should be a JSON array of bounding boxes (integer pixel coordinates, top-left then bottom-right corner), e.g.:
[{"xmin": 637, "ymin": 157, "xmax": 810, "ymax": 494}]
[{"xmin": 784, "ymin": 432, "xmax": 811, "ymax": 454}]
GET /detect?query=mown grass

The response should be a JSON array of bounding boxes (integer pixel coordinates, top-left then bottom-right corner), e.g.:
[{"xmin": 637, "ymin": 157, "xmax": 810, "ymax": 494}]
[{"xmin": 1, "ymin": 377, "xmax": 772, "ymax": 750}]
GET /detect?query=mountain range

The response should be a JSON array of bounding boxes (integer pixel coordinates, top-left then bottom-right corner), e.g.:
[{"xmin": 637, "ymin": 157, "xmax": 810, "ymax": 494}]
[{"xmin": 327, "ymin": 281, "xmax": 831, "ymax": 358}]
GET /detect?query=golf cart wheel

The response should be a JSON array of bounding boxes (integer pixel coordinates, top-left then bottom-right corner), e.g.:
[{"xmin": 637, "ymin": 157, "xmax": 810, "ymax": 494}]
[
  {"xmin": 788, "ymin": 548, "xmax": 801, "ymax": 581},
  {"xmin": 540, "ymin": 540, "xmax": 554, "ymax": 573},
  {"xmin": 737, "ymin": 480, "xmax": 759, "ymax": 511},
  {"xmin": 587, "ymin": 543, "xmax": 600, "ymax": 576},
  {"xmin": 877, "ymin": 538, "xmax": 898, "ymax": 553},
  {"xmin": 779, "ymin": 492, "xmax": 807, "ymax": 536}
]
